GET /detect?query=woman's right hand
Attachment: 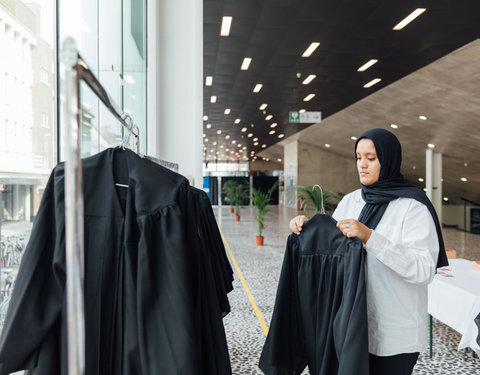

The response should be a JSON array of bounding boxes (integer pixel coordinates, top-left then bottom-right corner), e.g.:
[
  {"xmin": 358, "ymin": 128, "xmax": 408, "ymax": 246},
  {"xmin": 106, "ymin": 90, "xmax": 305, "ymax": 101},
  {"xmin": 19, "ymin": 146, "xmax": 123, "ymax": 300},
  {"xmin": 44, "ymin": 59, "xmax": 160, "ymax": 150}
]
[{"xmin": 289, "ymin": 215, "xmax": 307, "ymax": 235}]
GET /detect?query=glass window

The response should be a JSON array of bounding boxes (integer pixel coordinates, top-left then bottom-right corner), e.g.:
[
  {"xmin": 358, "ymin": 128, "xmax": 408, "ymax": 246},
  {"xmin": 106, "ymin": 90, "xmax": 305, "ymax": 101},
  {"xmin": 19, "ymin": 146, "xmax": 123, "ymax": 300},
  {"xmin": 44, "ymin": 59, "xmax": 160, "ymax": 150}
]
[{"xmin": 0, "ymin": 0, "xmax": 56, "ymax": 330}]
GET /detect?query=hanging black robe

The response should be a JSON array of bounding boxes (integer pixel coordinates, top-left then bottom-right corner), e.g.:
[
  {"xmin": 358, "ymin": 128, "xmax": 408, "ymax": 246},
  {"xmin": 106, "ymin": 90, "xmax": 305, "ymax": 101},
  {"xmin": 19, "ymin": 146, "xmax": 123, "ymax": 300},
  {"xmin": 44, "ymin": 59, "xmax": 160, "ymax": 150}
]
[
  {"xmin": 259, "ymin": 214, "xmax": 369, "ymax": 375},
  {"xmin": 0, "ymin": 148, "xmax": 232, "ymax": 375}
]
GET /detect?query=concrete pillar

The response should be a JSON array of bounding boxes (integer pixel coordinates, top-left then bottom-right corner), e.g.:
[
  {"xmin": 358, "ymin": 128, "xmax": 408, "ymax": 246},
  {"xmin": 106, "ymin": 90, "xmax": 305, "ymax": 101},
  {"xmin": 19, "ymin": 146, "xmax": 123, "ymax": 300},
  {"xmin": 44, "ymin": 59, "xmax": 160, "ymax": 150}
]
[
  {"xmin": 426, "ymin": 149, "xmax": 442, "ymax": 224},
  {"xmin": 284, "ymin": 140, "xmax": 299, "ymax": 209},
  {"xmin": 147, "ymin": 0, "xmax": 203, "ymax": 187}
]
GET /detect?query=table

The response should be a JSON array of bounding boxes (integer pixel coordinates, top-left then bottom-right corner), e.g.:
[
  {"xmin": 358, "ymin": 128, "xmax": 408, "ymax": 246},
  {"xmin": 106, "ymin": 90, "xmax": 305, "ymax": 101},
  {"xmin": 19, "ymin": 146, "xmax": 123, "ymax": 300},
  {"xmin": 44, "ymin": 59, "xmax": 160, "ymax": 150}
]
[{"xmin": 428, "ymin": 258, "xmax": 480, "ymax": 356}]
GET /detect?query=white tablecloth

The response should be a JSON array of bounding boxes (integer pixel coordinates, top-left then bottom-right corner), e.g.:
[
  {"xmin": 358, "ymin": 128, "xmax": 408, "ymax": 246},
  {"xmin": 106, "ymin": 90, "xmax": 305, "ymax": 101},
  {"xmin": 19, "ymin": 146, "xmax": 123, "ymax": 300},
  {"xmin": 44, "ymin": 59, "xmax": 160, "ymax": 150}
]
[{"xmin": 428, "ymin": 258, "xmax": 480, "ymax": 355}]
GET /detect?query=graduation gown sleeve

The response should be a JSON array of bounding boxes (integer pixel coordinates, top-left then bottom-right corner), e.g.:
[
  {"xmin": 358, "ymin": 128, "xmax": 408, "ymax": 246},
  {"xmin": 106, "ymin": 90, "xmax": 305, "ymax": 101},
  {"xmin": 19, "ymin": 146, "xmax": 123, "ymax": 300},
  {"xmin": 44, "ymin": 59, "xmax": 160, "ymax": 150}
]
[
  {"xmin": 0, "ymin": 168, "xmax": 65, "ymax": 375},
  {"xmin": 258, "ymin": 235, "xmax": 308, "ymax": 375}
]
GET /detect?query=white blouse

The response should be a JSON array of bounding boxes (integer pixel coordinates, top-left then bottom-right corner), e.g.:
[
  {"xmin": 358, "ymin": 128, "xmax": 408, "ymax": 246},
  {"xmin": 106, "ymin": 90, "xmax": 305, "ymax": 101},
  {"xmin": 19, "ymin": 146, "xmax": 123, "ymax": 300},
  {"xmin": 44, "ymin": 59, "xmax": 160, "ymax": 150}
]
[{"xmin": 332, "ymin": 189, "xmax": 439, "ymax": 356}]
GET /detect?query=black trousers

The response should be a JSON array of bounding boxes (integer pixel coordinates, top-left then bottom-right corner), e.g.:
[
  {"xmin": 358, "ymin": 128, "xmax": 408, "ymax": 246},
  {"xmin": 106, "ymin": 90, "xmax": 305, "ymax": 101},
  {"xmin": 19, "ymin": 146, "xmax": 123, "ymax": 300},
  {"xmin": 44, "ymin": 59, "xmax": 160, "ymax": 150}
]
[{"xmin": 369, "ymin": 352, "xmax": 419, "ymax": 375}]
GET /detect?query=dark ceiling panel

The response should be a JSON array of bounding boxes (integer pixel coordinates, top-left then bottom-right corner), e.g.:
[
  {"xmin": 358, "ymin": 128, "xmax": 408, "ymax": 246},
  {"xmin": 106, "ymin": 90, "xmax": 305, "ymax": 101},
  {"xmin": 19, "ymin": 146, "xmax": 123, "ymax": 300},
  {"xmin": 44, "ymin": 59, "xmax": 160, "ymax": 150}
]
[{"xmin": 203, "ymin": 0, "xmax": 480, "ymax": 168}]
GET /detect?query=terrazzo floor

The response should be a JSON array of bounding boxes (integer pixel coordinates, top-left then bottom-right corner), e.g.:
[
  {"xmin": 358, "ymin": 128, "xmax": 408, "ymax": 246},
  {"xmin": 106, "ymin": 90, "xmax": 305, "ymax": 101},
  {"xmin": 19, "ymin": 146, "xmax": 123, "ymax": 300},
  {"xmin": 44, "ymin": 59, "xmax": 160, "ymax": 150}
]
[{"xmin": 217, "ymin": 205, "xmax": 480, "ymax": 375}]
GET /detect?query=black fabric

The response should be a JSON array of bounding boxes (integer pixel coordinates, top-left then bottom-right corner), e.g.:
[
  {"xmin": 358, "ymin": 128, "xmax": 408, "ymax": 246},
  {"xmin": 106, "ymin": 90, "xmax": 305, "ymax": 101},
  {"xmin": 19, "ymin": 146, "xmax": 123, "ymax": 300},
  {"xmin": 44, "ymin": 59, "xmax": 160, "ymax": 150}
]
[
  {"xmin": 475, "ymin": 312, "xmax": 480, "ymax": 346},
  {"xmin": 0, "ymin": 148, "xmax": 233, "ymax": 375},
  {"xmin": 369, "ymin": 352, "xmax": 419, "ymax": 375},
  {"xmin": 259, "ymin": 214, "xmax": 369, "ymax": 375},
  {"xmin": 355, "ymin": 128, "xmax": 448, "ymax": 269}
]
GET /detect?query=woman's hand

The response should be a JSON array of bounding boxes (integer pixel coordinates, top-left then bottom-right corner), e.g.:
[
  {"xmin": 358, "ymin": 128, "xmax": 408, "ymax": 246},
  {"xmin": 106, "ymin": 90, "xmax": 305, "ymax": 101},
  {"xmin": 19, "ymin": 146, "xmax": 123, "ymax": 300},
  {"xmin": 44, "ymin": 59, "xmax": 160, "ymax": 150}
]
[
  {"xmin": 289, "ymin": 215, "xmax": 307, "ymax": 235},
  {"xmin": 337, "ymin": 219, "xmax": 372, "ymax": 244}
]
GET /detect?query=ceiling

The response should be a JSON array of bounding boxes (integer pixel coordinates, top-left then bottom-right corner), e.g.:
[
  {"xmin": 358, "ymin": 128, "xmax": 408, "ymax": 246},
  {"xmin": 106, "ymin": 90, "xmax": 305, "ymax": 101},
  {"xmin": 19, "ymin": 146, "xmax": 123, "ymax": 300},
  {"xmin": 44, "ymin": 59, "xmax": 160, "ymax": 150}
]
[{"xmin": 203, "ymin": 0, "xmax": 480, "ymax": 203}]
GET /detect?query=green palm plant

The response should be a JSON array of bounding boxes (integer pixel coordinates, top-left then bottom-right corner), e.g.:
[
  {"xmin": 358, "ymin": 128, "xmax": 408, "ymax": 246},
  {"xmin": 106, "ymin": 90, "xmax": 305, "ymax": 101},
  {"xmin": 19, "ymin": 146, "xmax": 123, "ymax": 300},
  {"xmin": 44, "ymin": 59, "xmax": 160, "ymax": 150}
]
[
  {"xmin": 230, "ymin": 182, "xmax": 250, "ymax": 217},
  {"xmin": 251, "ymin": 181, "xmax": 279, "ymax": 237},
  {"xmin": 295, "ymin": 185, "xmax": 340, "ymax": 217},
  {"xmin": 222, "ymin": 180, "xmax": 238, "ymax": 212}
]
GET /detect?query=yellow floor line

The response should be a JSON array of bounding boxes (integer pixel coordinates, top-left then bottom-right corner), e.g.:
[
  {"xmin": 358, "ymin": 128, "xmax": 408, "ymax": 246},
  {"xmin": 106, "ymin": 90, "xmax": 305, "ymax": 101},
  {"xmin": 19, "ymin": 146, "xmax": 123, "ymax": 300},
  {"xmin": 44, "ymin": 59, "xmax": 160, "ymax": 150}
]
[{"xmin": 219, "ymin": 227, "xmax": 269, "ymax": 336}]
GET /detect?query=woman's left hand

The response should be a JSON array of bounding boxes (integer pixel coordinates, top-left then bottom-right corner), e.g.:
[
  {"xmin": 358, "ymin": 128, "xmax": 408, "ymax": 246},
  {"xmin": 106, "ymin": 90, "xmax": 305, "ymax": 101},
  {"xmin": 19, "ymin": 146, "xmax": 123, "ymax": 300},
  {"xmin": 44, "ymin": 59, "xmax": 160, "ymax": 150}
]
[{"xmin": 337, "ymin": 219, "xmax": 372, "ymax": 244}]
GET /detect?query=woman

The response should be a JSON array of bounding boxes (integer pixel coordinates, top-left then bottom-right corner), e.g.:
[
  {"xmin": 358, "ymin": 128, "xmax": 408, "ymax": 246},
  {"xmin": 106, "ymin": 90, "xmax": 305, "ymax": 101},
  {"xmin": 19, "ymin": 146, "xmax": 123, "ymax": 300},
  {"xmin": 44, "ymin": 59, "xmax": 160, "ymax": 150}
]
[{"xmin": 290, "ymin": 128, "xmax": 447, "ymax": 375}]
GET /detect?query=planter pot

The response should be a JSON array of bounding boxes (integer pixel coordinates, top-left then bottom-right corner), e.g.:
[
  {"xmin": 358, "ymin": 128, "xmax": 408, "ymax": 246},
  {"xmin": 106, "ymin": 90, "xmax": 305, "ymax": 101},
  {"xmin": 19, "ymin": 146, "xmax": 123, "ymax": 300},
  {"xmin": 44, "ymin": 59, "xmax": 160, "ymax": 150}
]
[
  {"xmin": 256, "ymin": 236, "xmax": 264, "ymax": 246},
  {"xmin": 235, "ymin": 215, "xmax": 240, "ymax": 222},
  {"xmin": 229, "ymin": 207, "xmax": 234, "ymax": 214}
]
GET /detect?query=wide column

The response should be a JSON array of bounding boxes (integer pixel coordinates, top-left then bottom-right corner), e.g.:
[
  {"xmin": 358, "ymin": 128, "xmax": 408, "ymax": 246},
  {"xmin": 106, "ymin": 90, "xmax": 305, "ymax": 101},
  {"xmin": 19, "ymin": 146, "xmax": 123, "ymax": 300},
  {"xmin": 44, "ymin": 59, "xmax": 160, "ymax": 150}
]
[
  {"xmin": 147, "ymin": 0, "xmax": 203, "ymax": 187},
  {"xmin": 426, "ymin": 149, "xmax": 443, "ymax": 224},
  {"xmin": 283, "ymin": 140, "xmax": 299, "ymax": 208}
]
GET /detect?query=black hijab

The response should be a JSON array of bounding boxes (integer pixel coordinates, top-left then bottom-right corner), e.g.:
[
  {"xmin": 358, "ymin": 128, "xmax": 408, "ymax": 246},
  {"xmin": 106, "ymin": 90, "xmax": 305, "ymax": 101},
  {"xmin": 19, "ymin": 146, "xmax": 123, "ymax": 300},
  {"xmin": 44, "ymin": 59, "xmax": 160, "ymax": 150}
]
[{"xmin": 355, "ymin": 128, "xmax": 448, "ymax": 269}]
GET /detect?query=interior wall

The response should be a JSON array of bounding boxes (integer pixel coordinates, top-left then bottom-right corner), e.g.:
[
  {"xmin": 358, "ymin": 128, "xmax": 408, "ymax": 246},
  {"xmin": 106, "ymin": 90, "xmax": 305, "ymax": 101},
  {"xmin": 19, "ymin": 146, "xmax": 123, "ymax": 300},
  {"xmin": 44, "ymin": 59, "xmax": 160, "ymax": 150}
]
[
  {"xmin": 443, "ymin": 205, "xmax": 471, "ymax": 231},
  {"xmin": 297, "ymin": 141, "xmax": 359, "ymax": 196}
]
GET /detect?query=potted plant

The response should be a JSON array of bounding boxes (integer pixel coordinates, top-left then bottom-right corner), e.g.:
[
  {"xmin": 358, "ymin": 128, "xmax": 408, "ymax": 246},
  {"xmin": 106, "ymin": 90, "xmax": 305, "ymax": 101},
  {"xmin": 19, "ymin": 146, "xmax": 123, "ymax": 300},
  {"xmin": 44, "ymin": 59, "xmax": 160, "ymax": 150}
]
[
  {"xmin": 222, "ymin": 180, "xmax": 238, "ymax": 214},
  {"xmin": 295, "ymin": 185, "xmax": 340, "ymax": 217},
  {"xmin": 231, "ymin": 182, "xmax": 249, "ymax": 221},
  {"xmin": 251, "ymin": 181, "xmax": 278, "ymax": 245}
]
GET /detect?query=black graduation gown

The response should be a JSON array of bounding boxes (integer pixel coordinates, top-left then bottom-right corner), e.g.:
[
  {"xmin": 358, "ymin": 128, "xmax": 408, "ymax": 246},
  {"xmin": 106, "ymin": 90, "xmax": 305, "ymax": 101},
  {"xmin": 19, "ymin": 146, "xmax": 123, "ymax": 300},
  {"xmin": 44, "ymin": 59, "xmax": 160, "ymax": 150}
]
[
  {"xmin": 0, "ymin": 148, "xmax": 232, "ymax": 375},
  {"xmin": 259, "ymin": 214, "xmax": 369, "ymax": 375}
]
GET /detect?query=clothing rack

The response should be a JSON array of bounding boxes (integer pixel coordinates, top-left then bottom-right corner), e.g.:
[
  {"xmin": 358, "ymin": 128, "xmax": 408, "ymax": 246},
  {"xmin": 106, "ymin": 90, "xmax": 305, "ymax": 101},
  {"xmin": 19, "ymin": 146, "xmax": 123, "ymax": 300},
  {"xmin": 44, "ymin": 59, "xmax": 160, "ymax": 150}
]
[{"xmin": 61, "ymin": 37, "xmax": 140, "ymax": 375}]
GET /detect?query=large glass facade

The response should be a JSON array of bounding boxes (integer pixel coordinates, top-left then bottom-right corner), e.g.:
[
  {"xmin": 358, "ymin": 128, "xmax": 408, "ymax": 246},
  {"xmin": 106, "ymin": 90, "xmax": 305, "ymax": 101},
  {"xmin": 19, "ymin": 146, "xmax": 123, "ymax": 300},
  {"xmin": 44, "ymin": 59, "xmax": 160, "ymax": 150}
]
[
  {"xmin": 59, "ymin": 0, "xmax": 147, "ymax": 158},
  {"xmin": 0, "ymin": 0, "xmax": 147, "ymax": 332},
  {"xmin": 0, "ymin": 0, "xmax": 56, "ymax": 328}
]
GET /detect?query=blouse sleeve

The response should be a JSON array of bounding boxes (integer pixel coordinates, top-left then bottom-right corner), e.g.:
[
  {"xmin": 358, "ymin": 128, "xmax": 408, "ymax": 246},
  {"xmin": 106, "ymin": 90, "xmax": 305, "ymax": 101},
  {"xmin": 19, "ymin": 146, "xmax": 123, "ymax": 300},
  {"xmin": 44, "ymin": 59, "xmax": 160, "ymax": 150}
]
[{"xmin": 364, "ymin": 200, "xmax": 439, "ymax": 284}]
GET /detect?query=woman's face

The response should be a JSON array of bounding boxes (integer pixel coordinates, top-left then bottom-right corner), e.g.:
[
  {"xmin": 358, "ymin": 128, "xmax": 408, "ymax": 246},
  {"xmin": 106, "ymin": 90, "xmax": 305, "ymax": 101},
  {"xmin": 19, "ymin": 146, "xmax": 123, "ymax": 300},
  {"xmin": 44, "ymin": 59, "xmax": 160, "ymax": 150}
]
[{"xmin": 356, "ymin": 138, "xmax": 381, "ymax": 185}]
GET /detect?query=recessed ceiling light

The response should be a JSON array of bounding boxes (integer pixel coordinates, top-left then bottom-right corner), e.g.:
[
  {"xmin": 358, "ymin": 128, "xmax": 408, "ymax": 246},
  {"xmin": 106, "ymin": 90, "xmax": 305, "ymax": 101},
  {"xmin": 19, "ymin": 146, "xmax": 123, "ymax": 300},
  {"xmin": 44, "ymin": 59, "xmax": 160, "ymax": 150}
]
[
  {"xmin": 226, "ymin": 148, "xmax": 229, "ymax": 151},
  {"xmin": 418, "ymin": 115, "xmax": 428, "ymax": 120},
  {"xmin": 464, "ymin": 162, "xmax": 468, "ymax": 167},
  {"xmin": 393, "ymin": 8, "xmax": 426, "ymax": 31},
  {"xmin": 254, "ymin": 142, "xmax": 259, "ymax": 146},
  {"xmin": 224, "ymin": 108, "xmax": 231, "ymax": 115},
  {"xmin": 206, "ymin": 124, "xmax": 211, "ymax": 129},
  {"xmin": 325, "ymin": 144, "xmax": 330, "ymax": 148},
  {"xmin": 265, "ymin": 115, "xmax": 273, "ymax": 120},
  {"xmin": 461, "ymin": 177, "xmax": 467, "ymax": 182},
  {"xmin": 303, "ymin": 94, "xmax": 315, "ymax": 101},
  {"xmin": 241, "ymin": 57, "xmax": 252, "ymax": 70},
  {"xmin": 351, "ymin": 136, "xmax": 357, "ymax": 140},
  {"xmin": 241, "ymin": 127, "xmax": 247, "ymax": 132},
  {"xmin": 234, "ymin": 118, "xmax": 241, "ymax": 124},
  {"xmin": 225, "ymin": 135, "xmax": 230, "ymax": 139},
  {"xmin": 443, "ymin": 197, "xmax": 449, "ymax": 201},
  {"xmin": 418, "ymin": 178, "xmax": 424, "ymax": 182},
  {"xmin": 232, "ymin": 140, "xmax": 236, "ymax": 144},
  {"xmin": 253, "ymin": 84, "xmax": 263, "ymax": 93},
  {"xmin": 357, "ymin": 59, "xmax": 378, "ymax": 72},
  {"xmin": 277, "ymin": 158, "xmax": 282, "ymax": 162},
  {"xmin": 220, "ymin": 145, "xmax": 223, "ymax": 149},
  {"xmin": 270, "ymin": 123, "xmax": 277, "ymax": 128},
  {"xmin": 210, "ymin": 96, "xmax": 217, "ymax": 103},
  {"xmin": 203, "ymin": 115, "xmax": 208, "ymax": 121},
  {"xmin": 390, "ymin": 124, "xmax": 398, "ymax": 129},
  {"xmin": 302, "ymin": 74, "xmax": 316, "ymax": 85},
  {"xmin": 220, "ymin": 16, "xmax": 233, "ymax": 36},
  {"xmin": 217, "ymin": 130, "xmax": 222, "ymax": 134},
  {"xmin": 299, "ymin": 109, "xmax": 306, "ymax": 113},
  {"xmin": 205, "ymin": 138, "xmax": 209, "ymax": 142},
  {"xmin": 278, "ymin": 134, "xmax": 284, "ymax": 138},
  {"xmin": 302, "ymin": 42, "xmax": 320, "ymax": 57},
  {"xmin": 253, "ymin": 137, "xmax": 258, "ymax": 141},
  {"xmin": 262, "ymin": 144, "xmax": 267, "ymax": 148},
  {"xmin": 269, "ymin": 130, "xmax": 275, "ymax": 135},
  {"xmin": 427, "ymin": 144, "xmax": 435, "ymax": 148},
  {"xmin": 213, "ymin": 142, "xmax": 217, "ymax": 145},
  {"xmin": 237, "ymin": 144, "xmax": 241, "ymax": 147},
  {"xmin": 363, "ymin": 78, "xmax": 382, "ymax": 88},
  {"xmin": 203, "ymin": 134, "xmax": 205, "ymax": 137},
  {"xmin": 259, "ymin": 103, "xmax": 268, "ymax": 110},
  {"xmin": 205, "ymin": 76, "xmax": 213, "ymax": 86},
  {"xmin": 247, "ymin": 133, "xmax": 253, "ymax": 137}
]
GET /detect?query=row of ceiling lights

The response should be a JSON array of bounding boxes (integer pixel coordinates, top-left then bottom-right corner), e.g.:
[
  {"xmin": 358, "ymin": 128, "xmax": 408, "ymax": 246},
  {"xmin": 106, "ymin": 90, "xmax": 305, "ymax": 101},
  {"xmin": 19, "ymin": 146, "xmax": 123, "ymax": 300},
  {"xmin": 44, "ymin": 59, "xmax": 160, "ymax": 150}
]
[{"xmin": 206, "ymin": 8, "xmax": 427, "ymax": 162}]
